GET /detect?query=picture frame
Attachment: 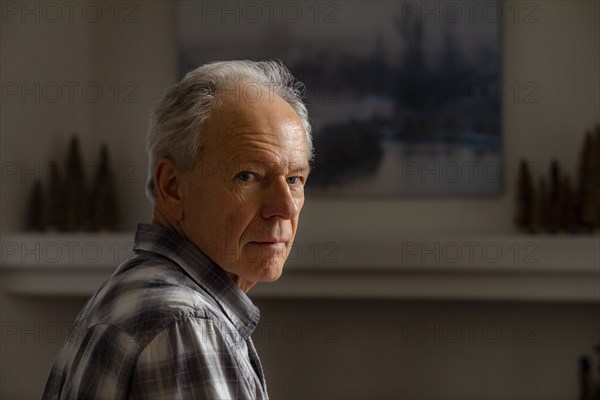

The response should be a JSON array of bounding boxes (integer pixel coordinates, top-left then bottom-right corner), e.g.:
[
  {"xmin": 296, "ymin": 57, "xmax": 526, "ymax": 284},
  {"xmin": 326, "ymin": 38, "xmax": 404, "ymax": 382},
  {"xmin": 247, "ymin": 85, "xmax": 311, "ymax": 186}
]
[{"xmin": 177, "ymin": 0, "xmax": 502, "ymax": 196}]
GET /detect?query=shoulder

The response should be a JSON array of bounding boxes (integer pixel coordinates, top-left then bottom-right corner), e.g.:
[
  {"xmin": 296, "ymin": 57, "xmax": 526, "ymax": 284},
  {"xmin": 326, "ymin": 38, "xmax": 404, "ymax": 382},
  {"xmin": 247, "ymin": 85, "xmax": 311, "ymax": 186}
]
[{"xmin": 81, "ymin": 253, "xmax": 222, "ymax": 348}]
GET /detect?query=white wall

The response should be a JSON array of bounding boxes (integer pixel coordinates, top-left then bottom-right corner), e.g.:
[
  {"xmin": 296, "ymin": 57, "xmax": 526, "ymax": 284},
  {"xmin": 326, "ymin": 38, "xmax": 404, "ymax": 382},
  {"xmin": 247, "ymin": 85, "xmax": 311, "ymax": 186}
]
[{"xmin": 1, "ymin": 1, "xmax": 598, "ymax": 398}]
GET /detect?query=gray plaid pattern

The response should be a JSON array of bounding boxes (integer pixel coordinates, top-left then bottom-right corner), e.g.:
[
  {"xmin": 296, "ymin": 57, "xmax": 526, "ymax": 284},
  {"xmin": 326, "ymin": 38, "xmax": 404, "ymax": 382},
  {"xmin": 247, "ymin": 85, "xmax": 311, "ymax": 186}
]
[{"xmin": 43, "ymin": 224, "xmax": 268, "ymax": 399}]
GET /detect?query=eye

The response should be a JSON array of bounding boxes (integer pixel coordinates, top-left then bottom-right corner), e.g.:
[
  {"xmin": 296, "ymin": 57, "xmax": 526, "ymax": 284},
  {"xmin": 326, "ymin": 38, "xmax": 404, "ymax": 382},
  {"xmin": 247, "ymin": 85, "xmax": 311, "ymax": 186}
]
[
  {"xmin": 286, "ymin": 176, "xmax": 304, "ymax": 185},
  {"xmin": 237, "ymin": 171, "xmax": 257, "ymax": 182}
]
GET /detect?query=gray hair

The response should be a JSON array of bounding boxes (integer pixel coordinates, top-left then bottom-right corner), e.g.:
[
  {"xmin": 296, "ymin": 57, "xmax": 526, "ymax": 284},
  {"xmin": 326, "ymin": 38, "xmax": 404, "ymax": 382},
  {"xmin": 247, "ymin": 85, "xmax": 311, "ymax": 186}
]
[{"xmin": 145, "ymin": 60, "xmax": 313, "ymax": 201}]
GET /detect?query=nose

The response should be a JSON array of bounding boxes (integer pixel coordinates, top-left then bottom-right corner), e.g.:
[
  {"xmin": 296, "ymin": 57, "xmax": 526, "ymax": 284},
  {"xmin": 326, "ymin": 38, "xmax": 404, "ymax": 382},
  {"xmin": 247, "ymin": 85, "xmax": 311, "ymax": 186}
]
[{"xmin": 261, "ymin": 176, "xmax": 301, "ymax": 220}]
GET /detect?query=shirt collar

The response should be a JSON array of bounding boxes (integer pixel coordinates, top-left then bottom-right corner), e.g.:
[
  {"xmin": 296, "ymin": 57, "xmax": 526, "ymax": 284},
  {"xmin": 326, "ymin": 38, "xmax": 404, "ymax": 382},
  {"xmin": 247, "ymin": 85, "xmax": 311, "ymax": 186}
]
[{"xmin": 132, "ymin": 223, "xmax": 260, "ymax": 340}]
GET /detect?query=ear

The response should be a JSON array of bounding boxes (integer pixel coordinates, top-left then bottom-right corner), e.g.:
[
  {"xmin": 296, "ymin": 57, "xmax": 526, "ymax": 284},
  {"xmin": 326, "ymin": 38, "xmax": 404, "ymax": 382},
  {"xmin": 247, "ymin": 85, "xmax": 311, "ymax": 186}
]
[{"xmin": 153, "ymin": 158, "xmax": 184, "ymax": 221}]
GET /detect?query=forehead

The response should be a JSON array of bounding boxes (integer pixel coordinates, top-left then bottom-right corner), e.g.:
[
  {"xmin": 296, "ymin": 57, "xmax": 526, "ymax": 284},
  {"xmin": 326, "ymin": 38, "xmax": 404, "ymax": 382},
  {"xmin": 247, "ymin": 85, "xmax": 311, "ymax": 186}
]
[{"xmin": 203, "ymin": 89, "xmax": 309, "ymax": 165}]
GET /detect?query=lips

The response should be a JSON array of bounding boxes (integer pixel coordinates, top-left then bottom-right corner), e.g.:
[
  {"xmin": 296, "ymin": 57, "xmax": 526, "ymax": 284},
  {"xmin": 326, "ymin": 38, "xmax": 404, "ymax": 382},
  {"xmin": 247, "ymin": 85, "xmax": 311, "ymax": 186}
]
[{"xmin": 248, "ymin": 239, "xmax": 287, "ymax": 248}]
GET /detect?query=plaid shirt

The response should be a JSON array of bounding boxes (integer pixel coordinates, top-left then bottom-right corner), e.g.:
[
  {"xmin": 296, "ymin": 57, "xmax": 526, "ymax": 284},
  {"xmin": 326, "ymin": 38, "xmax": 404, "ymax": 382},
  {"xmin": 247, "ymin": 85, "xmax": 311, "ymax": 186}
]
[{"xmin": 43, "ymin": 223, "xmax": 268, "ymax": 399}]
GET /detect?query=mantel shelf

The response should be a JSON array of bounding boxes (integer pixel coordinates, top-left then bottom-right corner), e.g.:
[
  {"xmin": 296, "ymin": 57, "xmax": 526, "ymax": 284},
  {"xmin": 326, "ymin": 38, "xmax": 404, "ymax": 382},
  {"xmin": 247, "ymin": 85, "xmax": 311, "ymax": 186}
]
[{"xmin": 1, "ymin": 233, "xmax": 598, "ymax": 302}]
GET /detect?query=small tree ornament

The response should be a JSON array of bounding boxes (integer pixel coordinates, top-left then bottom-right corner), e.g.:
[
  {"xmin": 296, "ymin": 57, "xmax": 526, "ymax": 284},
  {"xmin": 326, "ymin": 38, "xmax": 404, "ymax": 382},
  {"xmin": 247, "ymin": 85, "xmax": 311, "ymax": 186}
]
[
  {"xmin": 576, "ymin": 130, "xmax": 592, "ymax": 231},
  {"xmin": 547, "ymin": 159, "xmax": 561, "ymax": 233},
  {"xmin": 89, "ymin": 144, "xmax": 118, "ymax": 231},
  {"xmin": 45, "ymin": 160, "xmax": 64, "ymax": 231},
  {"xmin": 531, "ymin": 175, "xmax": 550, "ymax": 233},
  {"xmin": 557, "ymin": 175, "xmax": 575, "ymax": 232},
  {"xmin": 26, "ymin": 180, "xmax": 44, "ymax": 231},
  {"xmin": 580, "ymin": 125, "xmax": 600, "ymax": 232},
  {"xmin": 64, "ymin": 136, "xmax": 86, "ymax": 231},
  {"xmin": 515, "ymin": 159, "xmax": 534, "ymax": 232}
]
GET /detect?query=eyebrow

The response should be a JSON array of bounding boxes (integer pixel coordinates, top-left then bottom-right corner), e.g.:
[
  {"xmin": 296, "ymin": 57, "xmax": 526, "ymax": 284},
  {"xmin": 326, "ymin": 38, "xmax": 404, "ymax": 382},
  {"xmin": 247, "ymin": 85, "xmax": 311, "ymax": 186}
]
[
  {"xmin": 234, "ymin": 158, "xmax": 310, "ymax": 175},
  {"xmin": 289, "ymin": 163, "xmax": 311, "ymax": 175}
]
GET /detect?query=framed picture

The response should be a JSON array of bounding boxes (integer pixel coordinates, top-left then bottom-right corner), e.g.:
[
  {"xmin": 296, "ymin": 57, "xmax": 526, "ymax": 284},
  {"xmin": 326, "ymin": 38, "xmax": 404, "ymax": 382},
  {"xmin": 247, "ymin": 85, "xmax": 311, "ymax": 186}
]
[{"xmin": 177, "ymin": 0, "xmax": 502, "ymax": 196}]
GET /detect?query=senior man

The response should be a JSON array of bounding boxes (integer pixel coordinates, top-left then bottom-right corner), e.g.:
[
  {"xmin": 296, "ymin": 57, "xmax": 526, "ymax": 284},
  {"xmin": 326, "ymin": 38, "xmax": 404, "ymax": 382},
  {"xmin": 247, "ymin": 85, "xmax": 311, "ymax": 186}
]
[{"xmin": 43, "ymin": 60, "xmax": 313, "ymax": 399}]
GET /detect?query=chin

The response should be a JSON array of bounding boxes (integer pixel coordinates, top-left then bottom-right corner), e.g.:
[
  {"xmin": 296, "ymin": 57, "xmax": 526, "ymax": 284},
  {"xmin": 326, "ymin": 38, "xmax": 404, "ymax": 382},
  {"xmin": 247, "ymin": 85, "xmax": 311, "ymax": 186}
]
[
  {"xmin": 242, "ymin": 247, "xmax": 287, "ymax": 283},
  {"xmin": 254, "ymin": 262, "xmax": 284, "ymax": 283}
]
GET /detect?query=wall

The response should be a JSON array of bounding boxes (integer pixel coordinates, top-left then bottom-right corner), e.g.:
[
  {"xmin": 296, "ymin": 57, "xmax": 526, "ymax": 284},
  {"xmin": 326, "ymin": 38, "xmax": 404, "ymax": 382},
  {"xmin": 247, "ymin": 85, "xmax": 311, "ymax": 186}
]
[
  {"xmin": 1, "ymin": 0, "xmax": 176, "ymax": 234},
  {"xmin": 253, "ymin": 299, "xmax": 599, "ymax": 399},
  {"xmin": 1, "ymin": 1, "xmax": 599, "ymax": 398},
  {"xmin": 2, "ymin": 0, "xmax": 599, "ymax": 236}
]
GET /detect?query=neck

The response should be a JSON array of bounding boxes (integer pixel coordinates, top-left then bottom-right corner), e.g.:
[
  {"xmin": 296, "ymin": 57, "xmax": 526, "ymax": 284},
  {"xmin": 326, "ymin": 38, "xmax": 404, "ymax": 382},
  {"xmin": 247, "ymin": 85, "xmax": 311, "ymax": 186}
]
[
  {"xmin": 152, "ymin": 206, "xmax": 256, "ymax": 294},
  {"xmin": 152, "ymin": 206, "xmax": 183, "ymax": 237},
  {"xmin": 224, "ymin": 272, "xmax": 257, "ymax": 293}
]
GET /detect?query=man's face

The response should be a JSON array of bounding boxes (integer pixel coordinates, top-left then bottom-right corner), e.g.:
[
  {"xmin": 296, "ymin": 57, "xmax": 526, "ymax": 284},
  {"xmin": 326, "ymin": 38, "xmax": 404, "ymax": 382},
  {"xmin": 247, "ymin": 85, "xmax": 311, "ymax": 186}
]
[{"xmin": 178, "ymin": 85, "xmax": 309, "ymax": 286}]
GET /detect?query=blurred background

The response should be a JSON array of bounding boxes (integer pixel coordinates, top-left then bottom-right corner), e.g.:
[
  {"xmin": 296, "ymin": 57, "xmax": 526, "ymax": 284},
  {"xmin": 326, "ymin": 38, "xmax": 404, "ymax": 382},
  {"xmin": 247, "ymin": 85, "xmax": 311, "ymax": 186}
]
[{"xmin": 1, "ymin": 1, "xmax": 599, "ymax": 399}]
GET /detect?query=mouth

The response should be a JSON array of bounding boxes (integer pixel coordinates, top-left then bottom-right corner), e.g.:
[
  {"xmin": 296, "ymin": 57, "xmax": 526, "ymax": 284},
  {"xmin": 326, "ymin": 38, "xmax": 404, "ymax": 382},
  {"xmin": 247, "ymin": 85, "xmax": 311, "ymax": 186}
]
[{"xmin": 248, "ymin": 241, "xmax": 287, "ymax": 249}]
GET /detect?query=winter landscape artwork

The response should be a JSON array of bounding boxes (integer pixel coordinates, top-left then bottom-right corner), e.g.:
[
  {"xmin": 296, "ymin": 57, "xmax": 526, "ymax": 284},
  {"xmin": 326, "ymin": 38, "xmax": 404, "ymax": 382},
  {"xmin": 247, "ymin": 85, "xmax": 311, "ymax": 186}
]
[{"xmin": 178, "ymin": 1, "xmax": 502, "ymax": 196}]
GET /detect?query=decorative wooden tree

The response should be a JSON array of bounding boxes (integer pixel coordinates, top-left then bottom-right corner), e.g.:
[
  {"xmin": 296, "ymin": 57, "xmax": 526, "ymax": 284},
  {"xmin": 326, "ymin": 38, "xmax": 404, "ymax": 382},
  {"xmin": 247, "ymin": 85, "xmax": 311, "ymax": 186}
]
[
  {"xmin": 580, "ymin": 125, "xmax": 600, "ymax": 232},
  {"xmin": 594, "ymin": 342, "xmax": 600, "ymax": 398},
  {"xmin": 26, "ymin": 180, "xmax": 44, "ymax": 231},
  {"xmin": 532, "ymin": 176, "xmax": 550, "ymax": 233},
  {"xmin": 557, "ymin": 175, "xmax": 575, "ymax": 232},
  {"xmin": 515, "ymin": 159, "xmax": 533, "ymax": 232},
  {"xmin": 89, "ymin": 144, "xmax": 118, "ymax": 231},
  {"xmin": 64, "ymin": 136, "xmax": 86, "ymax": 231},
  {"xmin": 547, "ymin": 159, "xmax": 562, "ymax": 233},
  {"xmin": 576, "ymin": 130, "xmax": 592, "ymax": 231},
  {"xmin": 45, "ymin": 160, "xmax": 64, "ymax": 231},
  {"xmin": 594, "ymin": 126, "xmax": 600, "ymax": 230}
]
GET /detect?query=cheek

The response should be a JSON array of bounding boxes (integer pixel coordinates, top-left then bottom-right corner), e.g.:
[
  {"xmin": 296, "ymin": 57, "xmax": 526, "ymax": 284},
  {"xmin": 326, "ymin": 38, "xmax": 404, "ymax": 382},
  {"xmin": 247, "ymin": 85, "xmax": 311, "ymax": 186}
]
[
  {"xmin": 296, "ymin": 193, "xmax": 305, "ymax": 211},
  {"xmin": 293, "ymin": 193, "xmax": 305, "ymax": 219},
  {"xmin": 187, "ymin": 177, "xmax": 262, "ymax": 249},
  {"xmin": 218, "ymin": 190, "xmax": 257, "ymax": 243},
  {"xmin": 182, "ymin": 180, "xmax": 221, "ymax": 240},
  {"xmin": 230, "ymin": 199, "xmax": 260, "ymax": 239}
]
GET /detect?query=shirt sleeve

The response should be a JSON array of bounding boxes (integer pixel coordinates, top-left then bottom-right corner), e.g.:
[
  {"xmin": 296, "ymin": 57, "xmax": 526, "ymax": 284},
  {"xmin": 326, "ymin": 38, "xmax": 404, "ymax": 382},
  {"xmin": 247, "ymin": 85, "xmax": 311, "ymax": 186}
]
[{"xmin": 129, "ymin": 317, "xmax": 255, "ymax": 399}]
